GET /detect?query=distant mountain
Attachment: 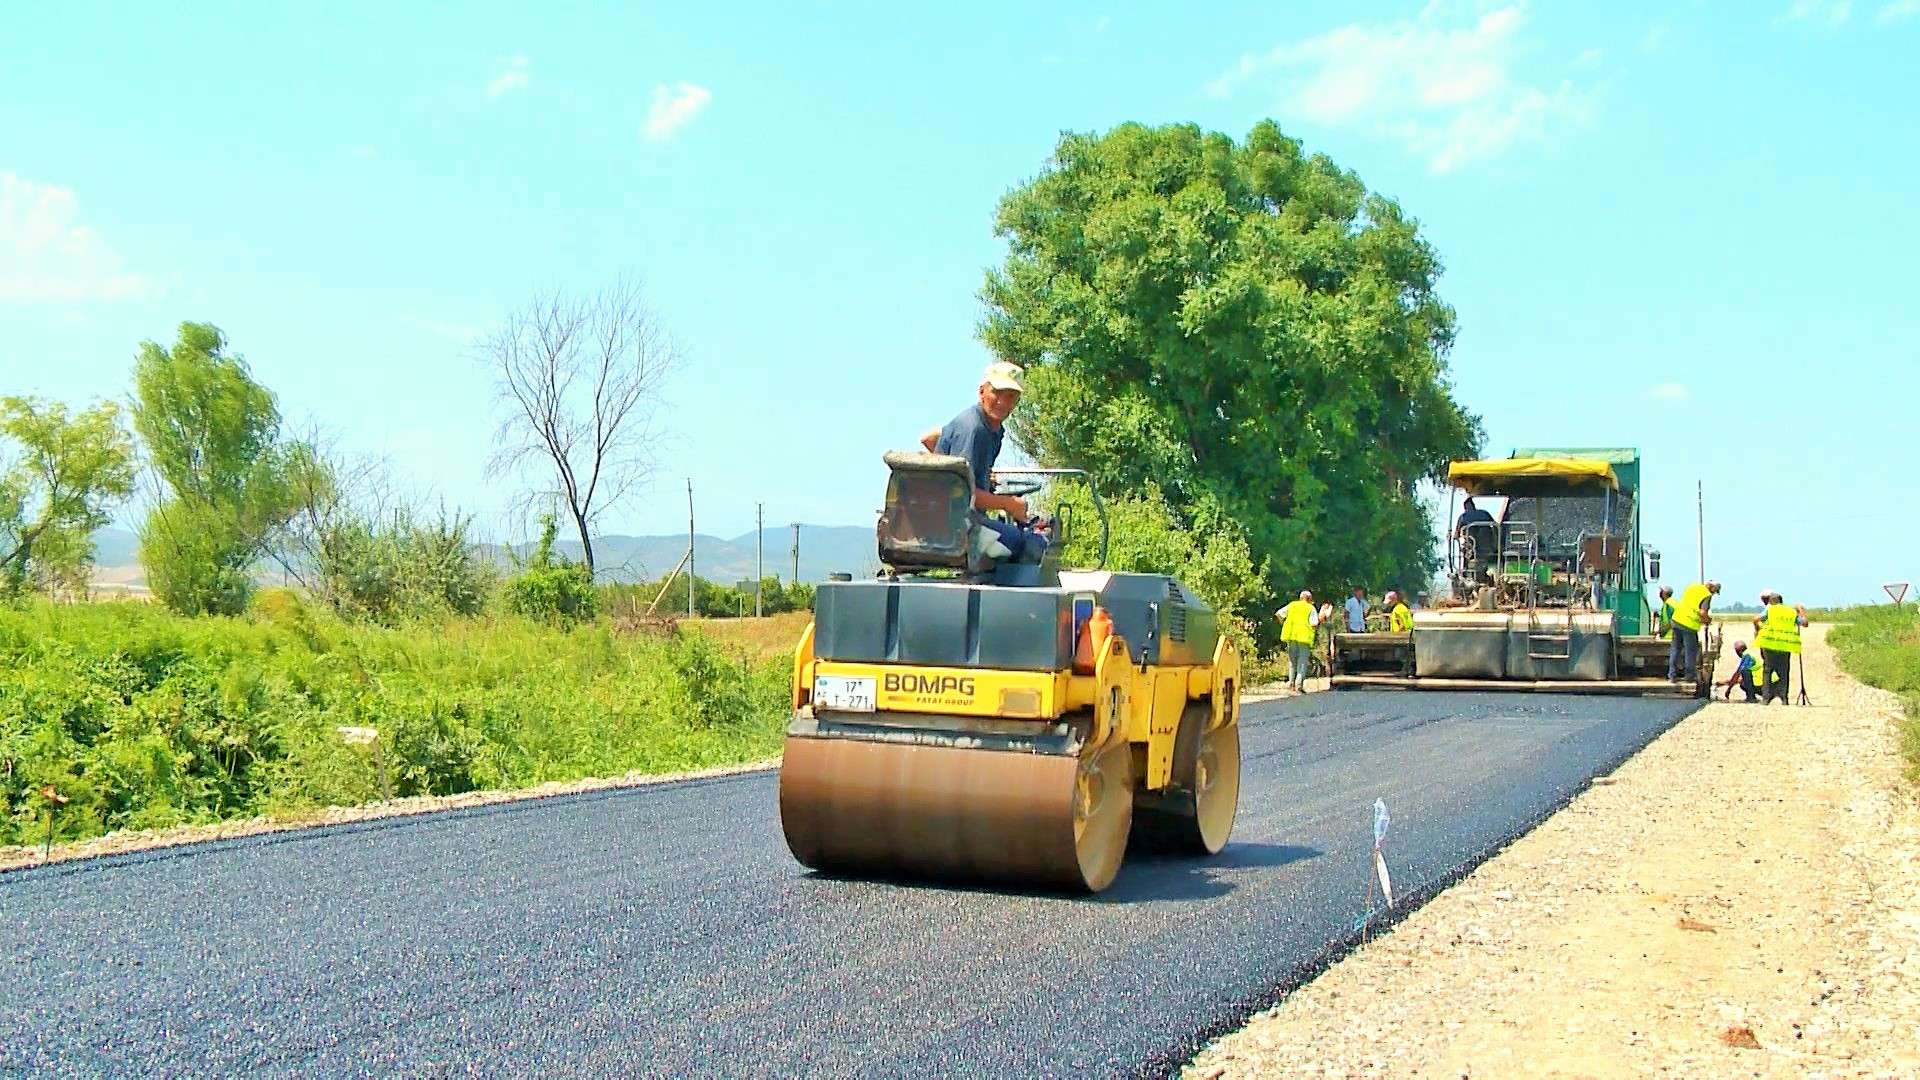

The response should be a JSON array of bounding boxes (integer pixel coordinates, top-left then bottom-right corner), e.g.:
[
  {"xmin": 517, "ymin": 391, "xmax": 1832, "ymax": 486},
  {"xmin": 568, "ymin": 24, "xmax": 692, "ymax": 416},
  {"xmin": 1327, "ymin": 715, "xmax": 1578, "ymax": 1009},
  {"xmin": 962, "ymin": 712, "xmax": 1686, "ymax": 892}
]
[
  {"xmin": 85, "ymin": 523, "xmax": 879, "ymax": 589},
  {"xmin": 92, "ymin": 526, "xmax": 140, "ymax": 568},
  {"xmin": 537, "ymin": 525, "xmax": 878, "ymax": 585}
]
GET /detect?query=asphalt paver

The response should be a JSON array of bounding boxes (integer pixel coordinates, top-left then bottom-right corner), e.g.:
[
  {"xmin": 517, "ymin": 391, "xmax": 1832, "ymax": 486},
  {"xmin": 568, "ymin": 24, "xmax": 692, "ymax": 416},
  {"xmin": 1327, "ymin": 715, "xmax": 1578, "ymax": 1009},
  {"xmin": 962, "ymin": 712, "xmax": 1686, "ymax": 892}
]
[{"xmin": 0, "ymin": 690, "xmax": 1699, "ymax": 1077}]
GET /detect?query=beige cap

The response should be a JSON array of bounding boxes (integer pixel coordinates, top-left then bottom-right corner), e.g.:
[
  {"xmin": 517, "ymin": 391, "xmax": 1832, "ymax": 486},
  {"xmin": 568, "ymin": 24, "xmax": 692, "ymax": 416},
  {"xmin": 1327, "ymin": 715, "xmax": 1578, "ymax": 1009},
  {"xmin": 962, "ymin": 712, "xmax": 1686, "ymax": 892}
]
[
  {"xmin": 983, "ymin": 361, "xmax": 1025, "ymax": 392},
  {"xmin": 1300, "ymin": 589, "xmax": 1312, "ymax": 599}
]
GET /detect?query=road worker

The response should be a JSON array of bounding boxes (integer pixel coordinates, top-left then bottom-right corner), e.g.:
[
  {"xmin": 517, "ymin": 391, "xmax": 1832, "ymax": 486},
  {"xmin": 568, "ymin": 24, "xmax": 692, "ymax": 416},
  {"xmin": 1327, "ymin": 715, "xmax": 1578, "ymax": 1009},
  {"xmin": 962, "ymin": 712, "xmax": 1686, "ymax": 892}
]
[
  {"xmin": 1718, "ymin": 641, "xmax": 1761, "ymax": 702},
  {"xmin": 1385, "ymin": 590, "xmax": 1414, "ymax": 633},
  {"xmin": 1276, "ymin": 590, "xmax": 1322, "ymax": 693},
  {"xmin": 1752, "ymin": 590, "xmax": 1809, "ymax": 705},
  {"xmin": 1654, "ymin": 585, "xmax": 1675, "ymax": 639},
  {"xmin": 1343, "ymin": 586, "xmax": 1370, "ymax": 633},
  {"xmin": 1667, "ymin": 579, "xmax": 1719, "ymax": 683}
]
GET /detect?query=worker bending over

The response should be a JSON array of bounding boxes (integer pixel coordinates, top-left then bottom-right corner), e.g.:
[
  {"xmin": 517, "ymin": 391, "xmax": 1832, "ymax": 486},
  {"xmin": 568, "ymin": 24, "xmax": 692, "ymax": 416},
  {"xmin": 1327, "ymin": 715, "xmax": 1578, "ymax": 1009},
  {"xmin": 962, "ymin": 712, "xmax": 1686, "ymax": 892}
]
[{"xmin": 1667, "ymin": 580, "xmax": 1719, "ymax": 683}]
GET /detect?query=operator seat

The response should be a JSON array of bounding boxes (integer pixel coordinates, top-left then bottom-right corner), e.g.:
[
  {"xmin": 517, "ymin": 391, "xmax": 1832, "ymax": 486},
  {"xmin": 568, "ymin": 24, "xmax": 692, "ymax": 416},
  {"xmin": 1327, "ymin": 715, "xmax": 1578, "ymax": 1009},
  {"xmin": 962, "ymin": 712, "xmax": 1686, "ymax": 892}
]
[{"xmin": 876, "ymin": 451, "xmax": 1062, "ymax": 585}]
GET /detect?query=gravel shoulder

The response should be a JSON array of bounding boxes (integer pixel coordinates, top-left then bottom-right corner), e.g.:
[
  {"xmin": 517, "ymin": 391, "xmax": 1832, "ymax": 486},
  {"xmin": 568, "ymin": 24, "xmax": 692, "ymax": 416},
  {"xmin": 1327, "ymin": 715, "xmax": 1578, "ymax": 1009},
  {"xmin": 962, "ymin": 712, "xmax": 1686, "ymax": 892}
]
[{"xmin": 1188, "ymin": 623, "xmax": 1920, "ymax": 1078}]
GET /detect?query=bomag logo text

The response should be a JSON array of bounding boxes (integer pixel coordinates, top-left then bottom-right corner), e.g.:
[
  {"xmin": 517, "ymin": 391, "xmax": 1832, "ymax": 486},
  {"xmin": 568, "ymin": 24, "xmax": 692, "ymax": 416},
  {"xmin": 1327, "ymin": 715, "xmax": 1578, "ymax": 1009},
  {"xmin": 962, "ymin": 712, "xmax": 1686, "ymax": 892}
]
[{"xmin": 883, "ymin": 673, "xmax": 976, "ymax": 697}]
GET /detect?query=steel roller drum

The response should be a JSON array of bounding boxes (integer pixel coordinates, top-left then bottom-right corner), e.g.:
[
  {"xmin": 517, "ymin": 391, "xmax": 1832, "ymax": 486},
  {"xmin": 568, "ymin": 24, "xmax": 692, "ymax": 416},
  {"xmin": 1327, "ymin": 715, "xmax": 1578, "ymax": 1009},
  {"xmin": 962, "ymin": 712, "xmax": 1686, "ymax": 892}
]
[{"xmin": 779, "ymin": 733, "xmax": 1135, "ymax": 892}]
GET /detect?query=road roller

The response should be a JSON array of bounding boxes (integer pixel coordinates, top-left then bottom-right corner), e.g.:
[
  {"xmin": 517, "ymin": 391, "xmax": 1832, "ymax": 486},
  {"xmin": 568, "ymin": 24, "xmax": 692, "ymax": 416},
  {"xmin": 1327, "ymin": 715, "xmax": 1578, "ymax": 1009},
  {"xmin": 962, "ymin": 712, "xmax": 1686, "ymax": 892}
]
[{"xmin": 779, "ymin": 451, "xmax": 1242, "ymax": 892}]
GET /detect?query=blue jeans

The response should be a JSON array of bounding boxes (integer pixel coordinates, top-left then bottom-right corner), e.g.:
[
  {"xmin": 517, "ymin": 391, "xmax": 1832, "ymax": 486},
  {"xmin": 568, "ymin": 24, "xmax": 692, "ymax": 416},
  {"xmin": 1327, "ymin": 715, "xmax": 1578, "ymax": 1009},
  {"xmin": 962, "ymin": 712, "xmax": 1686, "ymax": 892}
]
[
  {"xmin": 1668, "ymin": 626, "xmax": 1700, "ymax": 681},
  {"xmin": 982, "ymin": 517, "xmax": 1047, "ymax": 562}
]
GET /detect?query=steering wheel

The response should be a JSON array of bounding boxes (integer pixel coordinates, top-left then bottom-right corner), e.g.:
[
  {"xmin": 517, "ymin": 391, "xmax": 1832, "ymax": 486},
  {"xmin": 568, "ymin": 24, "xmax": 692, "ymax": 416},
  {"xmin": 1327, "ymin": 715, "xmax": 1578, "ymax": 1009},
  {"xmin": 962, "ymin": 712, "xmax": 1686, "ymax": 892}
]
[{"xmin": 995, "ymin": 479, "xmax": 1044, "ymax": 497}]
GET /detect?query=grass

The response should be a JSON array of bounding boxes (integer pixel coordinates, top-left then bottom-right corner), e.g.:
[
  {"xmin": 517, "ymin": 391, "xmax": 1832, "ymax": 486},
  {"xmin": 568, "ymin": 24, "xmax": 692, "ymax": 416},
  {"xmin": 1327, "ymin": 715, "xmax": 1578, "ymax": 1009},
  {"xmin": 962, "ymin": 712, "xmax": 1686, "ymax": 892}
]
[
  {"xmin": 0, "ymin": 595, "xmax": 791, "ymax": 848},
  {"xmin": 684, "ymin": 611, "xmax": 814, "ymax": 664},
  {"xmin": 1825, "ymin": 603, "xmax": 1920, "ymax": 780}
]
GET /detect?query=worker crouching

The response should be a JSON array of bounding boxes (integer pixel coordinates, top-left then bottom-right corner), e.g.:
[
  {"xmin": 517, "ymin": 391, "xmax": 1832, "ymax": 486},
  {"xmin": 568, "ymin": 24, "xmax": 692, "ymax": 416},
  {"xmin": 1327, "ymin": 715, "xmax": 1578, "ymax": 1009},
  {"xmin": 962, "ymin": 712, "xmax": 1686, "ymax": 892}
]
[{"xmin": 1718, "ymin": 641, "xmax": 1761, "ymax": 702}]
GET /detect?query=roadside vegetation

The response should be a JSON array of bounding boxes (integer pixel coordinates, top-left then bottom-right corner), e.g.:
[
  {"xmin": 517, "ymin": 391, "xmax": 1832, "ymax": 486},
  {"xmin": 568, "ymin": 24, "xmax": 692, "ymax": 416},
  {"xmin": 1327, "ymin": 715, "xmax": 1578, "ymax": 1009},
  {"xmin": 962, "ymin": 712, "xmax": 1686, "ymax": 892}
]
[
  {"xmin": 1825, "ymin": 603, "xmax": 1920, "ymax": 778},
  {"xmin": 0, "ymin": 595, "xmax": 788, "ymax": 848},
  {"xmin": 2, "ymin": 119, "xmax": 1495, "ymax": 846}
]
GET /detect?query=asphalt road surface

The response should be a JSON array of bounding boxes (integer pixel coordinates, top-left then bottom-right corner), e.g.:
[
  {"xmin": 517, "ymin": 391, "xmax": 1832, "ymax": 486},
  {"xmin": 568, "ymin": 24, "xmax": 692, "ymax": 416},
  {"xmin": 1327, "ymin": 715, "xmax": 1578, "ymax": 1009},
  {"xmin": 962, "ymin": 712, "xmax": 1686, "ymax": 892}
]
[{"xmin": 0, "ymin": 691, "xmax": 1699, "ymax": 1077}]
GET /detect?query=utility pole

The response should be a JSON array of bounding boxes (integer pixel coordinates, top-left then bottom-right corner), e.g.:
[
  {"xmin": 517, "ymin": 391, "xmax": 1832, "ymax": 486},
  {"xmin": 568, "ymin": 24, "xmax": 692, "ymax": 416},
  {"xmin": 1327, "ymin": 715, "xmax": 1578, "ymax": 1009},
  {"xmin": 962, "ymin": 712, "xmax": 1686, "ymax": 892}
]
[
  {"xmin": 791, "ymin": 523, "xmax": 801, "ymax": 585},
  {"xmin": 1696, "ymin": 479, "xmax": 1705, "ymax": 582},
  {"xmin": 755, "ymin": 503, "xmax": 765, "ymax": 618},
  {"xmin": 686, "ymin": 478, "xmax": 695, "ymax": 620}
]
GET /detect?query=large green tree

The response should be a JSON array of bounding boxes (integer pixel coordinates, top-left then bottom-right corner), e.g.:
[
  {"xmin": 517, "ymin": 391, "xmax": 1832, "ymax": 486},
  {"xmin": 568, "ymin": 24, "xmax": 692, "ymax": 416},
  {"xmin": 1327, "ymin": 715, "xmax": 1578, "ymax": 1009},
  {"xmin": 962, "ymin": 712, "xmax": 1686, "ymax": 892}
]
[
  {"xmin": 132, "ymin": 322, "xmax": 305, "ymax": 615},
  {"xmin": 982, "ymin": 121, "xmax": 1481, "ymax": 603},
  {"xmin": 0, "ymin": 397, "xmax": 137, "ymax": 596}
]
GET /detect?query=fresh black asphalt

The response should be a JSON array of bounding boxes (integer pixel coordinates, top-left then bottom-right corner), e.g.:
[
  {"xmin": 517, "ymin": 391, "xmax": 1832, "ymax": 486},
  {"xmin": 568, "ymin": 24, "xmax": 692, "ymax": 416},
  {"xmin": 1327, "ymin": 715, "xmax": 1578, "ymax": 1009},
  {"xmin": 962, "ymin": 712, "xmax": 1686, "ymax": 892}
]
[{"xmin": 0, "ymin": 690, "xmax": 1700, "ymax": 1077}]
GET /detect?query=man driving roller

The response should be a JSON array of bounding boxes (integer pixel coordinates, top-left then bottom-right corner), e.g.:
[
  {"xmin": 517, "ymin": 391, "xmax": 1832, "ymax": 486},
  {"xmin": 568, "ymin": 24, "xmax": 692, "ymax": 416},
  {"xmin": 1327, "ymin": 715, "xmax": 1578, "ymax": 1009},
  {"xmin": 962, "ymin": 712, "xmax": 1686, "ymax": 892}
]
[{"xmin": 919, "ymin": 360, "xmax": 1048, "ymax": 561}]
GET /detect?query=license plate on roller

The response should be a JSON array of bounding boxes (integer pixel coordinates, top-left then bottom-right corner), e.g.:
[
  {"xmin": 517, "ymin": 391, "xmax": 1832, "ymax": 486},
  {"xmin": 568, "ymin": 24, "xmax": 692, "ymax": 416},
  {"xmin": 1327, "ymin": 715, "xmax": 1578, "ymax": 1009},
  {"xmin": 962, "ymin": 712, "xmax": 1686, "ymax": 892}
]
[{"xmin": 813, "ymin": 675, "xmax": 877, "ymax": 712}]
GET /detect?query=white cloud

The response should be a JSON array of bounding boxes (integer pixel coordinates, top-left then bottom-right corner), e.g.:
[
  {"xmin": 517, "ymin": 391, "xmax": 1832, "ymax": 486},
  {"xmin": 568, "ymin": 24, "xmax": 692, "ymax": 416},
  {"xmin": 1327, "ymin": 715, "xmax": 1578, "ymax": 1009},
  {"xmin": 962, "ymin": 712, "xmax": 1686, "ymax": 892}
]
[
  {"xmin": 488, "ymin": 55, "xmax": 529, "ymax": 99},
  {"xmin": 0, "ymin": 172, "xmax": 161, "ymax": 303},
  {"xmin": 352, "ymin": 144, "xmax": 377, "ymax": 159},
  {"xmin": 643, "ymin": 82, "xmax": 712, "ymax": 142},
  {"xmin": 1775, "ymin": 0, "xmax": 1853, "ymax": 26},
  {"xmin": 1574, "ymin": 47, "xmax": 1604, "ymax": 68},
  {"xmin": 1208, "ymin": 3, "xmax": 1598, "ymax": 174},
  {"xmin": 1877, "ymin": 0, "xmax": 1920, "ymax": 22},
  {"xmin": 1650, "ymin": 382, "xmax": 1689, "ymax": 401},
  {"xmin": 1640, "ymin": 23, "xmax": 1672, "ymax": 52}
]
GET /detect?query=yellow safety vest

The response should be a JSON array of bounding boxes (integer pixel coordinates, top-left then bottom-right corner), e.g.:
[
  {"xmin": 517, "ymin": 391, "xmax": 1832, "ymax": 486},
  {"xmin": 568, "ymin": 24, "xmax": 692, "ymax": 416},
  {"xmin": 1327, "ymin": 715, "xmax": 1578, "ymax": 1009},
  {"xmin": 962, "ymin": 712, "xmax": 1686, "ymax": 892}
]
[
  {"xmin": 1670, "ymin": 583, "xmax": 1712, "ymax": 631},
  {"xmin": 1279, "ymin": 600, "xmax": 1317, "ymax": 646},
  {"xmin": 1389, "ymin": 603, "xmax": 1413, "ymax": 633},
  {"xmin": 1656, "ymin": 600, "xmax": 1675, "ymax": 638},
  {"xmin": 1755, "ymin": 603, "xmax": 1802, "ymax": 654}
]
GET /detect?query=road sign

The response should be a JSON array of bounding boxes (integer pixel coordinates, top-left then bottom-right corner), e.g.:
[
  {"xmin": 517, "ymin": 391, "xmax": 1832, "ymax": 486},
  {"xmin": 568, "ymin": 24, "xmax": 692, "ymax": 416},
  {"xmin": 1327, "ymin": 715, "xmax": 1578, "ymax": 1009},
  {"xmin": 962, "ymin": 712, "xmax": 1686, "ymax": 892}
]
[{"xmin": 1886, "ymin": 582, "xmax": 1910, "ymax": 605}]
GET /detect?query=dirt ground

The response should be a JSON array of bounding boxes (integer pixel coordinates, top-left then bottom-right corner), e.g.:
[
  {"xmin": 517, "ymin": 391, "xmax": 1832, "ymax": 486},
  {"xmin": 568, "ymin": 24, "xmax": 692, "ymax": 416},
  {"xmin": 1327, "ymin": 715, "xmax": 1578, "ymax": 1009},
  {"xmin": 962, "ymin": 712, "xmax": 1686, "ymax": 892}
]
[{"xmin": 1189, "ymin": 624, "xmax": 1920, "ymax": 1078}]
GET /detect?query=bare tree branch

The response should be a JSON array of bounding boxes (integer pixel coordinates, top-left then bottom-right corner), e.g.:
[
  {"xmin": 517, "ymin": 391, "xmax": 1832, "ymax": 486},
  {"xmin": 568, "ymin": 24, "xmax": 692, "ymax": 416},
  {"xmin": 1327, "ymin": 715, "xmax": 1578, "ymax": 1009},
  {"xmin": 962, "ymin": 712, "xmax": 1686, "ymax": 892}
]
[{"xmin": 481, "ymin": 278, "xmax": 681, "ymax": 577}]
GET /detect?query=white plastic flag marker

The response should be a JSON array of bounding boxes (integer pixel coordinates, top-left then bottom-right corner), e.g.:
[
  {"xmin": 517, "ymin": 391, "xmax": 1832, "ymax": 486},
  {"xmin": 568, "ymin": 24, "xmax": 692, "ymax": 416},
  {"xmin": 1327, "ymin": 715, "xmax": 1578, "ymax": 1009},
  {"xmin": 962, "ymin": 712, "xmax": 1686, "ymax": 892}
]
[
  {"xmin": 1886, "ymin": 582, "xmax": 1909, "ymax": 605},
  {"xmin": 1370, "ymin": 799, "xmax": 1394, "ymax": 911}
]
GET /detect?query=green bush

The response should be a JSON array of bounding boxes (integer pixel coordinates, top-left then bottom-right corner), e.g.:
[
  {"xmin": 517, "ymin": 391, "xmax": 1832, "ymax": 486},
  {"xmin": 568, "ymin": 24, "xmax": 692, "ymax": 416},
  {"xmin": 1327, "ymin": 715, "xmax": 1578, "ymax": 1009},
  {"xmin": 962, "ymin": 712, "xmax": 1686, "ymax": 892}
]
[
  {"xmin": 500, "ymin": 515, "xmax": 597, "ymax": 624},
  {"xmin": 1828, "ymin": 604, "xmax": 1920, "ymax": 780},
  {"xmin": 317, "ymin": 507, "xmax": 495, "ymax": 623},
  {"xmin": 0, "ymin": 599, "xmax": 788, "ymax": 847},
  {"xmin": 139, "ymin": 497, "xmax": 258, "ymax": 616}
]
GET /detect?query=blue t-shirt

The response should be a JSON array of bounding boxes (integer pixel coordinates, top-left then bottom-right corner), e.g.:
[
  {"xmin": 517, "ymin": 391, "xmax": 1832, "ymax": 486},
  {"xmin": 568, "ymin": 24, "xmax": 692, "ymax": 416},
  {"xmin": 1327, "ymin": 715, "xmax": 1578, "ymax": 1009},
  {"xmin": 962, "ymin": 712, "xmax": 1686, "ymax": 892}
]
[
  {"xmin": 934, "ymin": 404, "xmax": 1003, "ymax": 492},
  {"xmin": 1344, "ymin": 596, "xmax": 1368, "ymax": 632}
]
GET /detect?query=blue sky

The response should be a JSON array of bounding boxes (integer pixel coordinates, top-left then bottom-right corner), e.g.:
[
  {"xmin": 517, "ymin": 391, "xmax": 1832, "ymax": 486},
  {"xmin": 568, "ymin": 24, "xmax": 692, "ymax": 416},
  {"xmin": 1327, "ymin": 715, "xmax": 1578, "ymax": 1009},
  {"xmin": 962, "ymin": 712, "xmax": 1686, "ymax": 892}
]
[{"xmin": 3, "ymin": 1, "xmax": 1914, "ymax": 604}]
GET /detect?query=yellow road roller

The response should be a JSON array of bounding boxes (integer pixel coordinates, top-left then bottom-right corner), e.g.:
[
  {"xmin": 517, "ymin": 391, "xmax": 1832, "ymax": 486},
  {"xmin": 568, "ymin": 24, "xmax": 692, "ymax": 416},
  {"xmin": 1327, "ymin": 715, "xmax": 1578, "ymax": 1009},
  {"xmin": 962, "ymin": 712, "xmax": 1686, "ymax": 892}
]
[{"xmin": 779, "ymin": 452, "xmax": 1241, "ymax": 892}]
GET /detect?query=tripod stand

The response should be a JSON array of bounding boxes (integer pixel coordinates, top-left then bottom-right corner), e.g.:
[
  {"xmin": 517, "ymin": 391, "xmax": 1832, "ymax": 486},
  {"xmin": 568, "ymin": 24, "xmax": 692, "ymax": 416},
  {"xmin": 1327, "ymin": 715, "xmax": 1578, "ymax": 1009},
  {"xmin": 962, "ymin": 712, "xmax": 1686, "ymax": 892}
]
[{"xmin": 1795, "ymin": 653, "xmax": 1812, "ymax": 706}]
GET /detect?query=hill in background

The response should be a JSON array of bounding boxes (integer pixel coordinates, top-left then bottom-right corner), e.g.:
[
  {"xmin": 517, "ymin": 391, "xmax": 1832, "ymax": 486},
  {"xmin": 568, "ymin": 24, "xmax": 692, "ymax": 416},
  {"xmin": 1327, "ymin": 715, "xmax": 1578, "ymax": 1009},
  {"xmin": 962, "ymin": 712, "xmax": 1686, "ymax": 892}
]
[{"xmin": 85, "ymin": 524, "xmax": 878, "ymax": 589}]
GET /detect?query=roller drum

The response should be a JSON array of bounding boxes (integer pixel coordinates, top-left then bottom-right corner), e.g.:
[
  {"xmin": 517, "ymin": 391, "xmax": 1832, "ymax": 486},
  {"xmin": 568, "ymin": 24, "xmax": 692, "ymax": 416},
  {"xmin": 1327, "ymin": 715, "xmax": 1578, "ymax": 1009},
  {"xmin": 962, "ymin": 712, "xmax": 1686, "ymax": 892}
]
[{"xmin": 779, "ymin": 730, "xmax": 1134, "ymax": 892}]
